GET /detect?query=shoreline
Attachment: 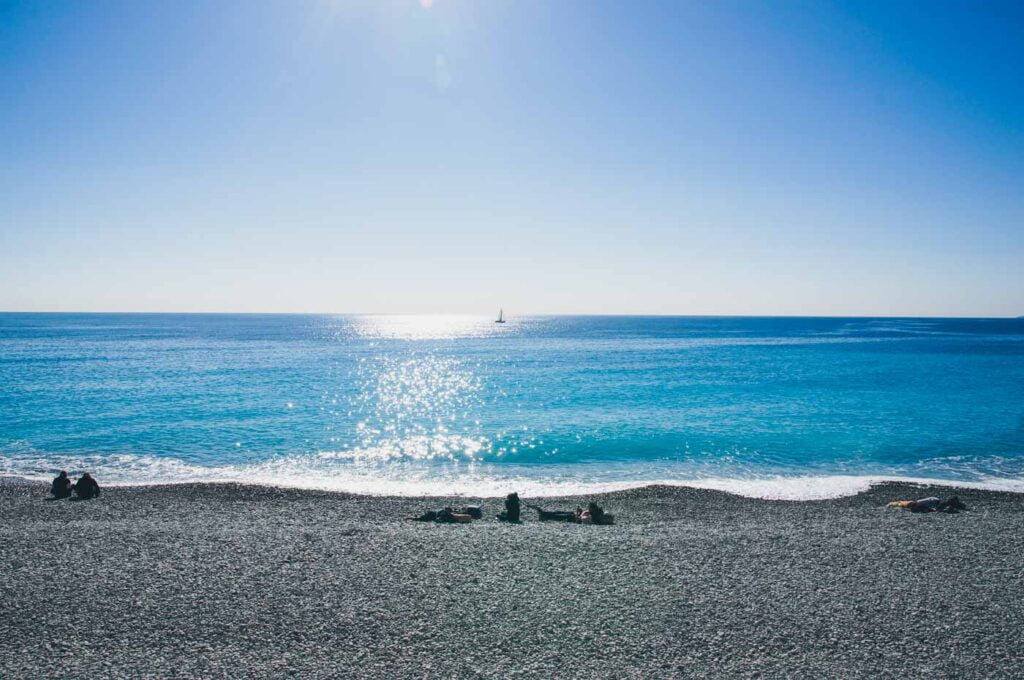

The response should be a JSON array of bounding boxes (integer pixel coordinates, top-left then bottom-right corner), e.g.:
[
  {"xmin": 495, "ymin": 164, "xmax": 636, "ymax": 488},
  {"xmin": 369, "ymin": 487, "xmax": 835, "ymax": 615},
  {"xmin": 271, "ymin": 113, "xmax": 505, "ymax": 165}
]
[
  {"xmin": 3, "ymin": 477, "xmax": 1024, "ymax": 678},
  {"xmin": 3, "ymin": 471, "xmax": 1024, "ymax": 501}
]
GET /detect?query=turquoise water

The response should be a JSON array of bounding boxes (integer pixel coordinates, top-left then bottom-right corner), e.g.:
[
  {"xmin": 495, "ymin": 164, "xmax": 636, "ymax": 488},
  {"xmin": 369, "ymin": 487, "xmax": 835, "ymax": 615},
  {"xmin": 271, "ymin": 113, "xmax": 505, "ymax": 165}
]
[{"xmin": 2, "ymin": 313, "xmax": 1023, "ymax": 498}]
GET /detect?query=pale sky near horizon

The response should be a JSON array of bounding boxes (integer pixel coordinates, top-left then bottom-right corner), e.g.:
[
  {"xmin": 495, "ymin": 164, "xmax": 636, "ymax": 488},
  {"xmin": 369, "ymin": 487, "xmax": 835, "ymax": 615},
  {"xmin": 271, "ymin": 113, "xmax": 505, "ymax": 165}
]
[{"xmin": 2, "ymin": 1, "xmax": 1022, "ymax": 316}]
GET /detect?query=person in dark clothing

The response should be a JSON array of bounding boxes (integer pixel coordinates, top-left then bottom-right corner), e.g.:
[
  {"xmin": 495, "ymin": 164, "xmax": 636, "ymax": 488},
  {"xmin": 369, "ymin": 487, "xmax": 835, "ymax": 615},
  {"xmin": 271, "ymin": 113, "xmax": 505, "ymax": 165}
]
[
  {"xmin": 891, "ymin": 496, "xmax": 968, "ymax": 513},
  {"xmin": 497, "ymin": 492, "xmax": 521, "ymax": 523},
  {"xmin": 73, "ymin": 473, "xmax": 101, "ymax": 500},
  {"xmin": 51, "ymin": 471, "xmax": 73, "ymax": 499},
  {"xmin": 408, "ymin": 507, "xmax": 472, "ymax": 523},
  {"xmin": 936, "ymin": 496, "xmax": 968, "ymax": 513},
  {"xmin": 579, "ymin": 501, "xmax": 615, "ymax": 525},
  {"xmin": 526, "ymin": 504, "xmax": 577, "ymax": 522},
  {"xmin": 439, "ymin": 507, "xmax": 472, "ymax": 523}
]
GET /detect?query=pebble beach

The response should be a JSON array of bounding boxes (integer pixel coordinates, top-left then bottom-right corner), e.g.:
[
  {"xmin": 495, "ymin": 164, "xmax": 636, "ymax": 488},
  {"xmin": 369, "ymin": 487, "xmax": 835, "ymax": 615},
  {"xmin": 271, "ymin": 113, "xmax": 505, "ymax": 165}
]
[{"xmin": 2, "ymin": 478, "xmax": 1023, "ymax": 679}]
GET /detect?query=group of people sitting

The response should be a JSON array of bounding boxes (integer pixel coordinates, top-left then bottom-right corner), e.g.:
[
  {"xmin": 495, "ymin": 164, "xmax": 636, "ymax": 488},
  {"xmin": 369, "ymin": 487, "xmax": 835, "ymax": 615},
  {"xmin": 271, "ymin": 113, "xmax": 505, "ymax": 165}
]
[
  {"xmin": 499, "ymin": 493, "xmax": 616, "ymax": 524},
  {"xmin": 50, "ymin": 471, "xmax": 101, "ymax": 500},
  {"xmin": 410, "ymin": 492, "xmax": 615, "ymax": 525},
  {"xmin": 887, "ymin": 496, "xmax": 967, "ymax": 513}
]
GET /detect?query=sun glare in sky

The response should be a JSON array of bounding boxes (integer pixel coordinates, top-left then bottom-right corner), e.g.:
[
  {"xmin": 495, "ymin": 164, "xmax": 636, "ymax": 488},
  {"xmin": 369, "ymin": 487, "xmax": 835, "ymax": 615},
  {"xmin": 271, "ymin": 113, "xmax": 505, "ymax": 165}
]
[{"xmin": 1, "ymin": 1, "xmax": 1022, "ymax": 316}]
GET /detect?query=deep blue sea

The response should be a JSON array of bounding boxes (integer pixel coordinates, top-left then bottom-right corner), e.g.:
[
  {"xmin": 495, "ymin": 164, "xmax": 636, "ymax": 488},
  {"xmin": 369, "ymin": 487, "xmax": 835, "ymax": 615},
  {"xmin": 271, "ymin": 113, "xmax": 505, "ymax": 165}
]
[{"xmin": 2, "ymin": 314, "xmax": 1023, "ymax": 498}]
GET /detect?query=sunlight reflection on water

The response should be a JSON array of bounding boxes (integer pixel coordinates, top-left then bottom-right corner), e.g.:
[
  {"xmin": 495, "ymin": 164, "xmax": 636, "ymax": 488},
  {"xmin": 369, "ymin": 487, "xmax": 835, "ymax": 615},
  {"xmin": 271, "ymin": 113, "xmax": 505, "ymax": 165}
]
[
  {"xmin": 4, "ymin": 314, "xmax": 1024, "ymax": 498},
  {"xmin": 352, "ymin": 354, "xmax": 489, "ymax": 461},
  {"xmin": 349, "ymin": 314, "xmax": 505, "ymax": 340}
]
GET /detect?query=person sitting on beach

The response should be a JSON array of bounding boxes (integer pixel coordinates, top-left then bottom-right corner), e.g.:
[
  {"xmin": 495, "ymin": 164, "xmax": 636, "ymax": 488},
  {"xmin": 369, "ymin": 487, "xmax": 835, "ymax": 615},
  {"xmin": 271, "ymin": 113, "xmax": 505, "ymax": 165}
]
[
  {"xmin": 73, "ymin": 473, "xmax": 101, "ymax": 500},
  {"xmin": 51, "ymin": 471, "xmax": 73, "ymax": 499},
  {"xmin": 579, "ymin": 501, "xmax": 615, "ymax": 525},
  {"xmin": 497, "ymin": 492, "xmax": 521, "ymax": 523}
]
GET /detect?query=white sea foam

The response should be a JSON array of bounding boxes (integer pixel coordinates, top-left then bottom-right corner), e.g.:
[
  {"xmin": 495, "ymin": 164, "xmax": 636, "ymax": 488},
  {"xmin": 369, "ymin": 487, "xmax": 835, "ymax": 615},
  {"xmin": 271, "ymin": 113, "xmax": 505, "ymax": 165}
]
[
  {"xmin": 4, "ymin": 451, "xmax": 1024, "ymax": 500},
  {"xmin": 673, "ymin": 474, "xmax": 1024, "ymax": 500}
]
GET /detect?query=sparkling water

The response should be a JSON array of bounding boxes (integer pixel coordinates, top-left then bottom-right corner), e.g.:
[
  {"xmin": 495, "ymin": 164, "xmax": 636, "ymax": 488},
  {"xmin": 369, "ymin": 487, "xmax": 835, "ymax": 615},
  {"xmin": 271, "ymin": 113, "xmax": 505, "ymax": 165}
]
[{"xmin": 2, "ymin": 313, "xmax": 1022, "ymax": 498}]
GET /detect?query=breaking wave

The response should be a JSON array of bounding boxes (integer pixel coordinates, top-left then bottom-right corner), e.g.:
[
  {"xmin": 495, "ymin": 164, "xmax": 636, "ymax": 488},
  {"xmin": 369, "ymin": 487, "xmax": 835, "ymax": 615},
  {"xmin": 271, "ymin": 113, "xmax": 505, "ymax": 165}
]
[{"xmin": 3, "ymin": 448, "xmax": 1023, "ymax": 500}]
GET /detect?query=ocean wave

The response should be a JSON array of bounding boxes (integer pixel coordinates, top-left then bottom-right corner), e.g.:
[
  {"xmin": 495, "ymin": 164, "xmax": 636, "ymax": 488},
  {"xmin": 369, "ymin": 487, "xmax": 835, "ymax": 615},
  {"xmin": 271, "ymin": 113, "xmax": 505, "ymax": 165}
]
[{"xmin": 3, "ymin": 449, "xmax": 1024, "ymax": 500}]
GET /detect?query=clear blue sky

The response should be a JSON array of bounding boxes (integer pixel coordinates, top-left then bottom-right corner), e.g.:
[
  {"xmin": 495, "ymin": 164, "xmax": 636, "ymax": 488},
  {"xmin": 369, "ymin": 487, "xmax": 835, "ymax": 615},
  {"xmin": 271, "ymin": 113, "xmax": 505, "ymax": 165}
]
[{"xmin": 2, "ymin": 0, "xmax": 1022, "ymax": 315}]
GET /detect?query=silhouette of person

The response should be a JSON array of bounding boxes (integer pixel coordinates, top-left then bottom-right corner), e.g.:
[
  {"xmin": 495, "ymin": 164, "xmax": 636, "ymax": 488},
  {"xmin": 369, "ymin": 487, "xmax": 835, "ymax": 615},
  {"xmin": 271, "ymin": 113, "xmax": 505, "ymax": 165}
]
[
  {"xmin": 578, "ymin": 501, "xmax": 614, "ymax": 525},
  {"xmin": 73, "ymin": 473, "xmax": 101, "ymax": 500},
  {"xmin": 51, "ymin": 471, "xmax": 73, "ymax": 499},
  {"xmin": 497, "ymin": 492, "xmax": 521, "ymax": 523}
]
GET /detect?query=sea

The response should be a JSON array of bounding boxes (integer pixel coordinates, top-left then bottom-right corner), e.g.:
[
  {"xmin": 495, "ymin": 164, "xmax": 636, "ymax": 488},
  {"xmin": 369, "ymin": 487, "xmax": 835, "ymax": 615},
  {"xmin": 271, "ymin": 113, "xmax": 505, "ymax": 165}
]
[{"xmin": 2, "ymin": 313, "xmax": 1023, "ymax": 499}]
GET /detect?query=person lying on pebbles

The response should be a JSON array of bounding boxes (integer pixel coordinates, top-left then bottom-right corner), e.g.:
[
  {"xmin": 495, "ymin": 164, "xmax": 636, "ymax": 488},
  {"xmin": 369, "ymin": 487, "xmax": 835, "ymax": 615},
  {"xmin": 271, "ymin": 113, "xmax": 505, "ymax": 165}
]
[
  {"xmin": 887, "ymin": 496, "xmax": 967, "ymax": 513},
  {"xmin": 527, "ymin": 504, "xmax": 578, "ymax": 522},
  {"xmin": 409, "ymin": 507, "xmax": 473, "ymax": 523},
  {"xmin": 528, "ymin": 501, "xmax": 616, "ymax": 525}
]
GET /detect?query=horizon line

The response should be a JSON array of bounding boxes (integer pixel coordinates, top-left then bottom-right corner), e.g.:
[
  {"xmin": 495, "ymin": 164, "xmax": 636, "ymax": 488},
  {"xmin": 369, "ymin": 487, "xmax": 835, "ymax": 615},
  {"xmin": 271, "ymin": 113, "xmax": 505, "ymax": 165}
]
[{"xmin": 0, "ymin": 310, "xmax": 1020, "ymax": 320}]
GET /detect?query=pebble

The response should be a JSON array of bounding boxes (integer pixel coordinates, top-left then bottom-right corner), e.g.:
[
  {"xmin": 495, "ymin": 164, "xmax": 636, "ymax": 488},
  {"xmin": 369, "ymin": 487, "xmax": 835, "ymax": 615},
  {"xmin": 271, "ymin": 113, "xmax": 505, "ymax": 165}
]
[{"xmin": 2, "ymin": 478, "xmax": 1022, "ymax": 678}]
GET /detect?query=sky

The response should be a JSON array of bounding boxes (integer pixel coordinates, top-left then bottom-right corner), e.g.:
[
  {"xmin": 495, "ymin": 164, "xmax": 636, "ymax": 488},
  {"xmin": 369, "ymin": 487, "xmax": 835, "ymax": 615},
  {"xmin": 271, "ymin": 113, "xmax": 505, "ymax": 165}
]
[{"xmin": 1, "ymin": 0, "xmax": 1022, "ymax": 316}]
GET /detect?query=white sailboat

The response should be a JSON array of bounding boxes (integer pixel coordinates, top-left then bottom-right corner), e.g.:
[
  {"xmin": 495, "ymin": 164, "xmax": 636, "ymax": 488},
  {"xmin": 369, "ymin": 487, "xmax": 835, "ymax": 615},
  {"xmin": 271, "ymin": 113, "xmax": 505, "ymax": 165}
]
[{"xmin": 495, "ymin": 308, "xmax": 506, "ymax": 324}]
